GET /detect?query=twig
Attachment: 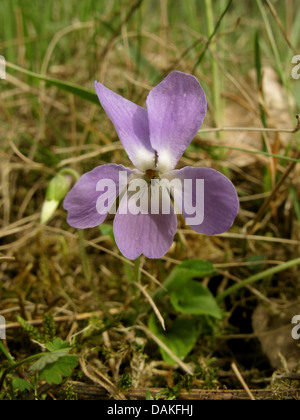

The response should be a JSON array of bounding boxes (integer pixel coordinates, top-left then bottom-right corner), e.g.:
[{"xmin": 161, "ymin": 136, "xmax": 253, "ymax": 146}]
[
  {"xmin": 265, "ymin": 0, "xmax": 296, "ymax": 54},
  {"xmin": 231, "ymin": 362, "xmax": 255, "ymax": 400},
  {"xmin": 66, "ymin": 381, "xmax": 300, "ymax": 400},
  {"xmin": 0, "ymin": 256, "xmax": 15, "ymax": 262},
  {"xmin": 5, "ymin": 311, "xmax": 105, "ymax": 330},
  {"xmin": 199, "ymin": 124, "xmax": 299, "ymax": 134},
  {"xmin": 192, "ymin": 0, "xmax": 233, "ymax": 73},
  {"xmin": 249, "ymin": 116, "xmax": 300, "ymax": 234},
  {"xmin": 179, "ymin": 229, "xmax": 300, "ymax": 245},
  {"xmin": 130, "ymin": 282, "xmax": 165, "ymax": 330},
  {"xmin": 136, "ymin": 323, "xmax": 193, "ymax": 376},
  {"xmin": 99, "ymin": 0, "xmax": 143, "ymax": 63},
  {"xmin": 79, "ymin": 354, "xmax": 126, "ymax": 400},
  {"xmin": 56, "ymin": 144, "xmax": 124, "ymax": 168}
]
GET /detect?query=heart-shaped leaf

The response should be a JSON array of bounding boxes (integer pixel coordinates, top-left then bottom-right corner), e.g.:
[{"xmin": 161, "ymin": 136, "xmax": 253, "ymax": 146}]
[
  {"xmin": 148, "ymin": 314, "xmax": 200, "ymax": 365},
  {"xmin": 170, "ymin": 280, "xmax": 222, "ymax": 319}
]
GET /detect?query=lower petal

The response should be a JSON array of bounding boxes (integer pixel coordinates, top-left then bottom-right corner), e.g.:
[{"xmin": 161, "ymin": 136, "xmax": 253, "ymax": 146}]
[
  {"xmin": 113, "ymin": 191, "xmax": 177, "ymax": 259},
  {"xmin": 63, "ymin": 164, "xmax": 133, "ymax": 229},
  {"xmin": 163, "ymin": 166, "xmax": 239, "ymax": 235}
]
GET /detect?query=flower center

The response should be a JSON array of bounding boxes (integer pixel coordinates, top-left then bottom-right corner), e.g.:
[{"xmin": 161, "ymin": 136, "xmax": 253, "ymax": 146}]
[{"xmin": 146, "ymin": 169, "xmax": 157, "ymax": 180}]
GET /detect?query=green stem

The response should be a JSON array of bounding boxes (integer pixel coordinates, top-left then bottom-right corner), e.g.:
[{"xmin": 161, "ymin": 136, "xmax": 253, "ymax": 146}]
[
  {"xmin": 256, "ymin": 0, "xmax": 283, "ymax": 82},
  {"xmin": 256, "ymin": 0, "xmax": 293, "ymax": 116},
  {"xmin": 77, "ymin": 229, "xmax": 92, "ymax": 284},
  {"xmin": 193, "ymin": 0, "xmax": 233, "ymax": 72},
  {"xmin": 0, "ymin": 341, "xmax": 15, "ymax": 364},
  {"xmin": 200, "ymin": 143, "xmax": 300, "ymax": 163},
  {"xmin": 5, "ymin": 60, "xmax": 99, "ymax": 105},
  {"xmin": 0, "ymin": 351, "xmax": 44, "ymax": 392},
  {"xmin": 216, "ymin": 257, "xmax": 300, "ymax": 302},
  {"xmin": 204, "ymin": 0, "xmax": 220, "ymax": 127},
  {"xmin": 59, "ymin": 168, "xmax": 80, "ymax": 182}
]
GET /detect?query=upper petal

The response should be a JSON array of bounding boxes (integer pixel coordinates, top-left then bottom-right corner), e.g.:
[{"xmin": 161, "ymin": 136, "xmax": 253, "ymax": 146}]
[
  {"xmin": 95, "ymin": 81, "xmax": 155, "ymax": 171},
  {"xmin": 163, "ymin": 166, "xmax": 239, "ymax": 235},
  {"xmin": 63, "ymin": 164, "xmax": 133, "ymax": 229},
  {"xmin": 146, "ymin": 71, "xmax": 207, "ymax": 172},
  {"xmin": 113, "ymin": 189, "xmax": 177, "ymax": 259}
]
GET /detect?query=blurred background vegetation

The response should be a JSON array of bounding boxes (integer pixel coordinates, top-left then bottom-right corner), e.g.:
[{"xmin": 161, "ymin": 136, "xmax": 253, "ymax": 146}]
[{"xmin": 0, "ymin": 0, "xmax": 300, "ymax": 400}]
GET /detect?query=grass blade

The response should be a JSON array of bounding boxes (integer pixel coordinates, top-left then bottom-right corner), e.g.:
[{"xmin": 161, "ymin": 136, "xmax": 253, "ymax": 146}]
[{"xmin": 5, "ymin": 61, "xmax": 99, "ymax": 104}]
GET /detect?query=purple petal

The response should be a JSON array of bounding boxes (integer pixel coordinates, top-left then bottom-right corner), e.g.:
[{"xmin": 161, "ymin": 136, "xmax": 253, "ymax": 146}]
[
  {"xmin": 95, "ymin": 81, "xmax": 155, "ymax": 171},
  {"xmin": 163, "ymin": 167, "xmax": 239, "ymax": 235},
  {"xmin": 113, "ymin": 190, "xmax": 177, "ymax": 259},
  {"xmin": 146, "ymin": 71, "xmax": 207, "ymax": 172},
  {"xmin": 63, "ymin": 164, "xmax": 133, "ymax": 229}
]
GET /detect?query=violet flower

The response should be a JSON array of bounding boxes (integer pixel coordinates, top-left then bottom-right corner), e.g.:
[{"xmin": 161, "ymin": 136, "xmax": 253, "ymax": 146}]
[{"xmin": 63, "ymin": 71, "xmax": 239, "ymax": 260}]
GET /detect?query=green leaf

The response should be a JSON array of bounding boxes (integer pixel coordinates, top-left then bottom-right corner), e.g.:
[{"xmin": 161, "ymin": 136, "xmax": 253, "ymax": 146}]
[
  {"xmin": 153, "ymin": 259, "xmax": 215, "ymax": 301},
  {"xmin": 98, "ymin": 223, "xmax": 115, "ymax": 242},
  {"xmin": 176, "ymin": 259, "xmax": 215, "ymax": 276},
  {"xmin": 148, "ymin": 314, "xmax": 199, "ymax": 365},
  {"xmin": 6, "ymin": 62, "xmax": 99, "ymax": 105},
  {"xmin": 118, "ymin": 373, "xmax": 132, "ymax": 391},
  {"xmin": 145, "ymin": 390, "xmax": 154, "ymax": 400},
  {"xmin": 246, "ymin": 255, "xmax": 265, "ymax": 272},
  {"xmin": 170, "ymin": 280, "xmax": 223, "ymax": 319},
  {"xmin": 160, "ymin": 268, "xmax": 198, "ymax": 293},
  {"xmin": 45, "ymin": 337, "xmax": 69, "ymax": 352},
  {"xmin": 38, "ymin": 355, "xmax": 78, "ymax": 385},
  {"xmin": 11, "ymin": 377, "xmax": 32, "ymax": 392},
  {"xmin": 29, "ymin": 349, "xmax": 69, "ymax": 372},
  {"xmin": 28, "ymin": 338, "xmax": 78, "ymax": 384}
]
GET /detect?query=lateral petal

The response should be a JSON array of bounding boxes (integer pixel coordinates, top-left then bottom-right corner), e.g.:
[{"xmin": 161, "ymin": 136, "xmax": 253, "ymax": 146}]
[
  {"xmin": 63, "ymin": 164, "xmax": 133, "ymax": 229},
  {"xmin": 163, "ymin": 166, "xmax": 239, "ymax": 235}
]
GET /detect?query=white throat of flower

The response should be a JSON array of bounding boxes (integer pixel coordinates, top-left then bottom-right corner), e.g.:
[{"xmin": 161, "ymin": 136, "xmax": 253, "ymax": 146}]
[{"xmin": 136, "ymin": 147, "xmax": 174, "ymax": 175}]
